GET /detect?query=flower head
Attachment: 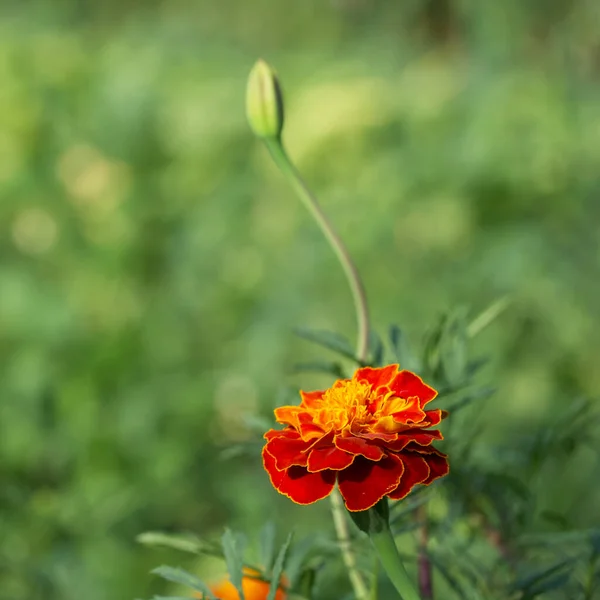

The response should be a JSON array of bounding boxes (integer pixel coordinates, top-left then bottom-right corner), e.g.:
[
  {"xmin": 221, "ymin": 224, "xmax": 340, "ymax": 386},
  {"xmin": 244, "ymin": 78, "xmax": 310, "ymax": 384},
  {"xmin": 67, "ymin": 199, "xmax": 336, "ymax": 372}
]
[
  {"xmin": 263, "ymin": 365, "xmax": 449, "ymax": 512},
  {"xmin": 207, "ymin": 567, "xmax": 287, "ymax": 600}
]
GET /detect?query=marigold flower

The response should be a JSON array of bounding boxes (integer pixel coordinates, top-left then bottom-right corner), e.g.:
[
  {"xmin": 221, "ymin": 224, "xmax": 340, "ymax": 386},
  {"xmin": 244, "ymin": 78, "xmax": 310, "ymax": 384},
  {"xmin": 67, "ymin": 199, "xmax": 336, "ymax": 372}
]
[
  {"xmin": 205, "ymin": 567, "xmax": 287, "ymax": 600},
  {"xmin": 263, "ymin": 365, "xmax": 449, "ymax": 512}
]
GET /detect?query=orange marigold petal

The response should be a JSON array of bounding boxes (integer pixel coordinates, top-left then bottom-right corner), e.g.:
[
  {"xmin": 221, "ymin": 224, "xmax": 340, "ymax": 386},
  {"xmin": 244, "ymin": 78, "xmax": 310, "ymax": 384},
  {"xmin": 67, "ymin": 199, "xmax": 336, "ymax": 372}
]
[
  {"xmin": 209, "ymin": 567, "xmax": 287, "ymax": 600},
  {"xmin": 273, "ymin": 406, "xmax": 304, "ymax": 427},
  {"xmin": 300, "ymin": 389, "xmax": 325, "ymax": 408},
  {"xmin": 335, "ymin": 435, "xmax": 385, "ymax": 461},
  {"xmin": 263, "ymin": 448, "xmax": 335, "ymax": 505},
  {"xmin": 264, "ymin": 431, "xmax": 311, "ymax": 470},
  {"xmin": 423, "ymin": 409, "xmax": 443, "ymax": 427},
  {"xmin": 387, "ymin": 453, "xmax": 431, "ymax": 500},
  {"xmin": 338, "ymin": 454, "xmax": 404, "ymax": 512},
  {"xmin": 357, "ymin": 430, "xmax": 399, "ymax": 443},
  {"xmin": 387, "ymin": 429, "xmax": 444, "ymax": 451},
  {"xmin": 390, "ymin": 371, "xmax": 437, "ymax": 408},
  {"xmin": 419, "ymin": 449, "xmax": 450, "ymax": 485},
  {"xmin": 390, "ymin": 396, "xmax": 427, "ymax": 424},
  {"xmin": 307, "ymin": 445, "xmax": 355, "ymax": 472},
  {"xmin": 354, "ymin": 364, "xmax": 399, "ymax": 391}
]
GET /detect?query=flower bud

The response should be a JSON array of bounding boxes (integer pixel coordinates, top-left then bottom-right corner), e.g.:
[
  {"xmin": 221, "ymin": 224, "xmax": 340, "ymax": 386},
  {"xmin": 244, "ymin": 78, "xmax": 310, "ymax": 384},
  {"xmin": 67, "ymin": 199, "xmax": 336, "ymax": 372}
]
[{"xmin": 246, "ymin": 59, "xmax": 284, "ymax": 140}]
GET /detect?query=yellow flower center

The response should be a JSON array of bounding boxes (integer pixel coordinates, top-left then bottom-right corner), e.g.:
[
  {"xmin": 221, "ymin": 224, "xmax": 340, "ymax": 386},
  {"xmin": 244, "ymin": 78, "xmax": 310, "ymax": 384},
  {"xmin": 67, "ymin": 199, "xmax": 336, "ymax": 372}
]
[{"xmin": 314, "ymin": 379, "xmax": 375, "ymax": 431}]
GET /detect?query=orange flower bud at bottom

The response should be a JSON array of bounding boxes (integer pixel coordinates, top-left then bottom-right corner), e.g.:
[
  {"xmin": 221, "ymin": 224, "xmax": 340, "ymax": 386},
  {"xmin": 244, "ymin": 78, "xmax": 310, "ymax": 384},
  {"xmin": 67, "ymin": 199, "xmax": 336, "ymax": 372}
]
[{"xmin": 196, "ymin": 568, "xmax": 287, "ymax": 600}]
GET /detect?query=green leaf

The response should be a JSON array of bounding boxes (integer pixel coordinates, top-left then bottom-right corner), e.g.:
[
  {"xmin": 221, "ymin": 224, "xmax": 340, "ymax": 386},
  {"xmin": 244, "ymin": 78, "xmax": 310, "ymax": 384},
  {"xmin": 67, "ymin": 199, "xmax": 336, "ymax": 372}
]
[
  {"xmin": 222, "ymin": 529, "xmax": 247, "ymax": 600},
  {"xmin": 151, "ymin": 566, "xmax": 215, "ymax": 598},
  {"xmin": 138, "ymin": 532, "xmax": 204, "ymax": 554},
  {"xmin": 293, "ymin": 327, "xmax": 358, "ymax": 362},
  {"xmin": 439, "ymin": 313, "xmax": 467, "ymax": 387},
  {"xmin": 426, "ymin": 552, "xmax": 469, "ymax": 599},
  {"xmin": 510, "ymin": 558, "xmax": 574, "ymax": 594},
  {"xmin": 525, "ymin": 572, "xmax": 570, "ymax": 597},
  {"xmin": 369, "ymin": 331, "xmax": 384, "ymax": 367},
  {"xmin": 284, "ymin": 536, "xmax": 320, "ymax": 588},
  {"xmin": 389, "ymin": 325, "xmax": 419, "ymax": 372},
  {"xmin": 517, "ymin": 529, "xmax": 600, "ymax": 547},
  {"xmin": 348, "ymin": 497, "xmax": 389, "ymax": 535},
  {"xmin": 267, "ymin": 533, "xmax": 293, "ymax": 600},
  {"xmin": 290, "ymin": 360, "xmax": 346, "ymax": 378},
  {"xmin": 260, "ymin": 521, "xmax": 277, "ymax": 573},
  {"xmin": 389, "ymin": 488, "xmax": 434, "ymax": 525},
  {"xmin": 444, "ymin": 387, "xmax": 495, "ymax": 413}
]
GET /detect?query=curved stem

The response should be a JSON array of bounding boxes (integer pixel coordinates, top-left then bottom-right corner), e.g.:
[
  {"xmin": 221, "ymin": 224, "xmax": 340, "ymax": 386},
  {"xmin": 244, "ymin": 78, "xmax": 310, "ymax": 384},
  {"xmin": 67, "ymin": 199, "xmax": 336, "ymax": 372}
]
[
  {"xmin": 262, "ymin": 137, "xmax": 371, "ymax": 600},
  {"xmin": 371, "ymin": 527, "xmax": 421, "ymax": 600},
  {"xmin": 264, "ymin": 139, "xmax": 370, "ymax": 363}
]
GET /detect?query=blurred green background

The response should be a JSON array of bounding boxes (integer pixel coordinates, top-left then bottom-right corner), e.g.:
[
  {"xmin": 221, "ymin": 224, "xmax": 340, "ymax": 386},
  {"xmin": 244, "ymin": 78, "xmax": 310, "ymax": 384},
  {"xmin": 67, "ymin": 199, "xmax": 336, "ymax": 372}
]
[{"xmin": 1, "ymin": 1, "xmax": 600, "ymax": 599}]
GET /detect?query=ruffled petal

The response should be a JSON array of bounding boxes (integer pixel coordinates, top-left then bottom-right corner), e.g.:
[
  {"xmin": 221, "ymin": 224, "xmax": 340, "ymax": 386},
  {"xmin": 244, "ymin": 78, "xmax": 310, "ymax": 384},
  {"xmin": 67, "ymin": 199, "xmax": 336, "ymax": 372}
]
[
  {"xmin": 335, "ymin": 435, "xmax": 385, "ymax": 461},
  {"xmin": 307, "ymin": 445, "xmax": 355, "ymax": 472},
  {"xmin": 354, "ymin": 365, "xmax": 399, "ymax": 391},
  {"xmin": 423, "ymin": 409, "xmax": 443, "ymax": 427},
  {"xmin": 264, "ymin": 430, "xmax": 311, "ymax": 470},
  {"xmin": 419, "ymin": 448, "xmax": 450, "ymax": 485},
  {"xmin": 388, "ymin": 453, "xmax": 431, "ymax": 500},
  {"xmin": 300, "ymin": 389, "xmax": 325, "ymax": 408},
  {"xmin": 387, "ymin": 429, "xmax": 444, "ymax": 451},
  {"xmin": 390, "ymin": 371, "xmax": 437, "ymax": 408},
  {"xmin": 356, "ymin": 430, "xmax": 398, "ymax": 443},
  {"xmin": 274, "ymin": 405, "xmax": 304, "ymax": 428},
  {"xmin": 263, "ymin": 447, "xmax": 336, "ymax": 505},
  {"xmin": 390, "ymin": 396, "xmax": 427, "ymax": 425},
  {"xmin": 338, "ymin": 454, "xmax": 404, "ymax": 512}
]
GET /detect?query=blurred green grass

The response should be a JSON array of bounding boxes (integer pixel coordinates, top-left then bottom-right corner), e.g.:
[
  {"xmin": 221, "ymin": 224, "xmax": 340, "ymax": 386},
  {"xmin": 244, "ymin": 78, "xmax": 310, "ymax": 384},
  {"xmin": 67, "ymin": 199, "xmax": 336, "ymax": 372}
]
[{"xmin": 1, "ymin": 1, "xmax": 600, "ymax": 599}]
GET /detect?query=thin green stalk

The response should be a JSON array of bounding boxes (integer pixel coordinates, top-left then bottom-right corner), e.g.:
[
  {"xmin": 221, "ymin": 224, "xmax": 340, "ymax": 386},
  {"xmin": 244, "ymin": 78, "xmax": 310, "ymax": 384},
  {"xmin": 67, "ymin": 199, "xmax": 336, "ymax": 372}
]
[
  {"xmin": 371, "ymin": 527, "xmax": 421, "ymax": 600},
  {"xmin": 262, "ymin": 137, "xmax": 370, "ymax": 600},
  {"xmin": 330, "ymin": 487, "xmax": 370, "ymax": 600},
  {"xmin": 264, "ymin": 138, "xmax": 370, "ymax": 363},
  {"xmin": 370, "ymin": 553, "xmax": 380, "ymax": 600}
]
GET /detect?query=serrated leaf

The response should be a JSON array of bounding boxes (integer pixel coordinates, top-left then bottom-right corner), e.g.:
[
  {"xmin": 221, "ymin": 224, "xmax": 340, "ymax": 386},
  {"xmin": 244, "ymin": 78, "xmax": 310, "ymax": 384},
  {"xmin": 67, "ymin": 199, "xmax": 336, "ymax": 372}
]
[
  {"xmin": 260, "ymin": 521, "xmax": 277, "ymax": 573},
  {"xmin": 267, "ymin": 533, "xmax": 293, "ymax": 600},
  {"xmin": 151, "ymin": 566, "xmax": 215, "ymax": 598},
  {"xmin": 293, "ymin": 327, "xmax": 357, "ymax": 362},
  {"xmin": 290, "ymin": 361, "xmax": 346, "ymax": 378},
  {"xmin": 222, "ymin": 529, "xmax": 247, "ymax": 600}
]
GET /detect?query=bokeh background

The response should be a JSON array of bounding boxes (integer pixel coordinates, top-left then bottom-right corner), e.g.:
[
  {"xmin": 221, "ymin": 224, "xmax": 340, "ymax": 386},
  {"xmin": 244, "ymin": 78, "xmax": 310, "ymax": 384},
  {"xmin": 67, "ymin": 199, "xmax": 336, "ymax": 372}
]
[{"xmin": 1, "ymin": 1, "xmax": 600, "ymax": 599}]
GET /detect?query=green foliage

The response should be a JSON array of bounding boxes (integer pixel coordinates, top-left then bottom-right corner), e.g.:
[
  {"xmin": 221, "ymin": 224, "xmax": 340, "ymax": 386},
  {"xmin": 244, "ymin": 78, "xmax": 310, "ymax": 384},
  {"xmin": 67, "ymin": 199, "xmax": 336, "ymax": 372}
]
[{"xmin": 2, "ymin": 1, "xmax": 600, "ymax": 599}]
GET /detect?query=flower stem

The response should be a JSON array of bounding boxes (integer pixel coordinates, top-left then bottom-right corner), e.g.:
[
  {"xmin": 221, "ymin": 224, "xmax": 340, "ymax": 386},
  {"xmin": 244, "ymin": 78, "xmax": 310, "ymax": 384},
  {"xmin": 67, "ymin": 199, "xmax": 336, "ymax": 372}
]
[
  {"xmin": 261, "ymin": 137, "xmax": 371, "ymax": 600},
  {"xmin": 330, "ymin": 488, "xmax": 370, "ymax": 600},
  {"xmin": 416, "ymin": 504, "xmax": 433, "ymax": 599},
  {"xmin": 370, "ymin": 526, "xmax": 421, "ymax": 600},
  {"xmin": 263, "ymin": 138, "xmax": 370, "ymax": 363}
]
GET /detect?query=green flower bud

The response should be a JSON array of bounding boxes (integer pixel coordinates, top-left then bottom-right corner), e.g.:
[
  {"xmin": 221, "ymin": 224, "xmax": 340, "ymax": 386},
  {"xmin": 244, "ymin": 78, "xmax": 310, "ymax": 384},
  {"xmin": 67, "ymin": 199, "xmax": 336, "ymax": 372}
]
[{"xmin": 246, "ymin": 59, "xmax": 284, "ymax": 140}]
